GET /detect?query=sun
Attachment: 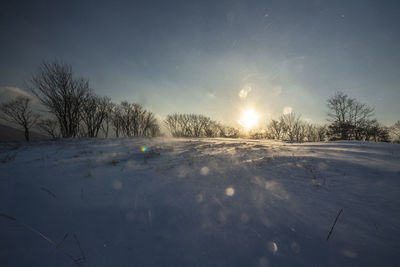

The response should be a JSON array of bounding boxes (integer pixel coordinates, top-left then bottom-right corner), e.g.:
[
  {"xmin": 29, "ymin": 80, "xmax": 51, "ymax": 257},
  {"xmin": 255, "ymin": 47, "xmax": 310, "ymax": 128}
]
[{"xmin": 238, "ymin": 109, "xmax": 259, "ymax": 129}]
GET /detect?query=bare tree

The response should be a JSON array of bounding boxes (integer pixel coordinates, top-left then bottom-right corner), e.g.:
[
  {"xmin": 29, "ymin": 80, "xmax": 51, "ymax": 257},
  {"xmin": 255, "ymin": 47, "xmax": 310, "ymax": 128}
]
[
  {"xmin": 0, "ymin": 97, "xmax": 40, "ymax": 142},
  {"xmin": 179, "ymin": 114, "xmax": 191, "ymax": 137},
  {"xmin": 377, "ymin": 125, "xmax": 390, "ymax": 142},
  {"xmin": 29, "ymin": 61, "xmax": 90, "ymax": 138},
  {"xmin": 267, "ymin": 119, "xmax": 284, "ymax": 140},
  {"xmin": 219, "ymin": 125, "xmax": 239, "ymax": 138},
  {"xmin": 119, "ymin": 101, "xmax": 134, "ymax": 136},
  {"xmin": 265, "ymin": 115, "xmax": 326, "ymax": 142},
  {"xmin": 110, "ymin": 101, "xmax": 160, "ymax": 138},
  {"xmin": 280, "ymin": 112, "xmax": 302, "ymax": 141},
  {"xmin": 249, "ymin": 129, "xmax": 266, "ymax": 139},
  {"xmin": 165, "ymin": 113, "xmax": 236, "ymax": 138},
  {"xmin": 37, "ymin": 118, "xmax": 59, "ymax": 140},
  {"xmin": 202, "ymin": 117, "xmax": 220, "ymax": 137},
  {"xmin": 350, "ymin": 101, "xmax": 374, "ymax": 140},
  {"xmin": 100, "ymin": 101, "xmax": 114, "ymax": 138},
  {"xmin": 327, "ymin": 92, "xmax": 352, "ymax": 123},
  {"xmin": 164, "ymin": 113, "xmax": 181, "ymax": 137},
  {"xmin": 360, "ymin": 119, "xmax": 389, "ymax": 142},
  {"xmin": 316, "ymin": 125, "xmax": 327, "ymax": 141},
  {"xmin": 188, "ymin": 114, "xmax": 204, "ymax": 137},
  {"xmin": 390, "ymin": 120, "xmax": 400, "ymax": 143},
  {"xmin": 111, "ymin": 104, "xmax": 123, "ymax": 138},
  {"xmin": 294, "ymin": 120, "xmax": 307, "ymax": 142},
  {"xmin": 302, "ymin": 124, "xmax": 326, "ymax": 142},
  {"xmin": 130, "ymin": 104, "xmax": 145, "ymax": 136},
  {"xmin": 140, "ymin": 111, "xmax": 160, "ymax": 137},
  {"xmin": 327, "ymin": 92, "xmax": 374, "ymax": 140},
  {"xmin": 327, "ymin": 92, "xmax": 354, "ymax": 140},
  {"xmin": 81, "ymin": 94, "xmax": 111, "ymax": 138},
  {"xmin": 164, "ymin": 113, "xmax": 191, "ymax": 137}
]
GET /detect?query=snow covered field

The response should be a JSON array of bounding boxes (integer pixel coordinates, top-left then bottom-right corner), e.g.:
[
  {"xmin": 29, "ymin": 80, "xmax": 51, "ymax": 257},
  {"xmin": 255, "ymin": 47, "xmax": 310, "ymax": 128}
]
[{"xmin": 1, "ymin": 138, "xmax": 399, "ymax": 267}]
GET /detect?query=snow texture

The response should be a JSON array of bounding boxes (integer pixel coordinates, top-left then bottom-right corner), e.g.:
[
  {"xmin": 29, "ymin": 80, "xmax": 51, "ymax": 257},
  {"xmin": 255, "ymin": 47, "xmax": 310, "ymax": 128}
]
[{"xmin": 0, "ymin": 138, "xmax": 399, "ymax": 266}]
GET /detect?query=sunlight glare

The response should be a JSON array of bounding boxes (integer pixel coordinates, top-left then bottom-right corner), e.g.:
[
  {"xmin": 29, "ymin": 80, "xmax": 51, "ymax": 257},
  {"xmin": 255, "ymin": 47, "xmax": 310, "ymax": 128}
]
[
  {"xmin": 238, "ymin": 109, "xmax": 259, "ymax": 129},
  {"xmin": 283, "ymin": 106, "xmax": 292, "ymax": 115}
]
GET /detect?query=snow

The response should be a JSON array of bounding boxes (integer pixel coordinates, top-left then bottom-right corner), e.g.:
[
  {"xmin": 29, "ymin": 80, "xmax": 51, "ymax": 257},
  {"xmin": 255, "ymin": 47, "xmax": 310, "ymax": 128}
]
[{"xmin": 0, "ymin": 138, "xmax": 399, "ymax": 266}]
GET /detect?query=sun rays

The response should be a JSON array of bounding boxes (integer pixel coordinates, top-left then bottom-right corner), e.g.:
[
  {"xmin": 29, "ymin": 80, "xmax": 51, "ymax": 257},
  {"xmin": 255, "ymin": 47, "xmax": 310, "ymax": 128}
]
[{"xmin": 238, "ymin": 109, "xmax": 259, "ymax": 129}]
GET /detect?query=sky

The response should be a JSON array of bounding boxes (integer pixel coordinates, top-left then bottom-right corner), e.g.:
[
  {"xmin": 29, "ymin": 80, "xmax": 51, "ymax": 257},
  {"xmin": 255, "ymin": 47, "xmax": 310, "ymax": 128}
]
[{"xmin": 0, "ymin": 0, "xmax": 399, "ymax": 127}]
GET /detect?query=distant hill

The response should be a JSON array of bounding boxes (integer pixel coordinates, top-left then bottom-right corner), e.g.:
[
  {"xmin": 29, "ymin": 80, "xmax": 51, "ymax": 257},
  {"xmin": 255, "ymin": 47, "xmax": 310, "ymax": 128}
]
[{"xmin": 0, "ymin": 123, "xmax": 49, "ymax": 142}]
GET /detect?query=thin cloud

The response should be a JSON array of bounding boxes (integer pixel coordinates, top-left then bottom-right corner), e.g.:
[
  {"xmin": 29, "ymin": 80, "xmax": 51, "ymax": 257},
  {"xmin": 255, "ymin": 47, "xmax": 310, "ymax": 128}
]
[
  {"xmin": 0, "ymin": 86, "xmax": 35, "ymax": 103},
  {"xmin": 239, "ymin": 85, "xmax": 252, "ymax": 99}
]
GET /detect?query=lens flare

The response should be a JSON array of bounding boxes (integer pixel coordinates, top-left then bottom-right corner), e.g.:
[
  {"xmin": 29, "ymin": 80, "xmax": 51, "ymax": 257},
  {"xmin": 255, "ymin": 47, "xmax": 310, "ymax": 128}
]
[
  {"xmin": 268, "ymin": 241, "xmax": 278, "ymax": 253},
  {"xmin": 226, "ymin": 187, "xmax": 235, "ymax": 196}
]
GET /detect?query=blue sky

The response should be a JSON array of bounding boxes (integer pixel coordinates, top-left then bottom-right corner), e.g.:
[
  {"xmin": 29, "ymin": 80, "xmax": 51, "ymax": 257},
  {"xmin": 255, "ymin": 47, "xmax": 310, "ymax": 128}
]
[{"xmin": 1, "ymin": 0, "xmax": 399, "ymax": 126}]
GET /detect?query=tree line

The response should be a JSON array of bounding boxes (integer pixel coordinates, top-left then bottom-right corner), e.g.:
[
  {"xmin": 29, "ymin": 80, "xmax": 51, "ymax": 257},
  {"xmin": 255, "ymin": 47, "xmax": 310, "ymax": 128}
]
[
  {"xmin": 0, "ymin": 61, "xmax": 399, "ymax": 143},
  {"xmin": 262, "ymin": 113, "xmax": 327, "ymax": 142},
  {"xmin": 248, "ymin": 92, "xmax": 396, "ymax": 142},
  {"xmin": 0, "ymin": 61, "xmax": 160, "ymax": 141},
  {"xmin": 164, "ymin": 113, "xmax": 239, "ymax": 138}
]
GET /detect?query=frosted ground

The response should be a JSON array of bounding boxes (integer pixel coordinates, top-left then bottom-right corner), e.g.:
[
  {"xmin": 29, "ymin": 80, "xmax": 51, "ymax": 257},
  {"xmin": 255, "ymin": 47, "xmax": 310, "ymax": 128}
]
[{"xmin": 0, "ymin": 138, "xmax": 399, "ymax": 266}]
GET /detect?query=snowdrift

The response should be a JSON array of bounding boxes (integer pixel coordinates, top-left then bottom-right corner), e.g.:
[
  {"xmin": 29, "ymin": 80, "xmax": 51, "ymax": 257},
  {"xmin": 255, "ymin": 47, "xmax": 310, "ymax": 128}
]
[{"xmin": 1, "ymin": 138, "xmax": 399, "ymax": 266}]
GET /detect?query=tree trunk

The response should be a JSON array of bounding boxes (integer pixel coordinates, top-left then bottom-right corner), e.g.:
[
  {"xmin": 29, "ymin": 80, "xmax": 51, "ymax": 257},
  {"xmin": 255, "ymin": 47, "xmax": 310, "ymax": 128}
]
[{"xmin": 24, "ymin": 127, "xmax": 30, "ymax": 142}]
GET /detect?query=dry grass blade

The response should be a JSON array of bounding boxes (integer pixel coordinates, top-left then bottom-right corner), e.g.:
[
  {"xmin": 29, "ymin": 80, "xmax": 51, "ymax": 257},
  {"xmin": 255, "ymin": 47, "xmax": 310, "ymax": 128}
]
[
  {"xmin": 326, "ymin": 208, "xmax": 343, "ymax": 241},
  {"xmin": 0, "ymin": 213, "xmax": 82, "ymax": 265},
  {"xmin": 40, "ymin": 187, "xmax": 57, "ymax": 199},
  {"xmin": 73, "ymin": 233, "xmax": 86, "ymax": 264},
  {"xmin": 0, "ymin": 213, "xmax": 17, "ymax": 221},
  {"xmin": 56, "ymin": 233, "xmax": 69, "ymax": 248}
]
